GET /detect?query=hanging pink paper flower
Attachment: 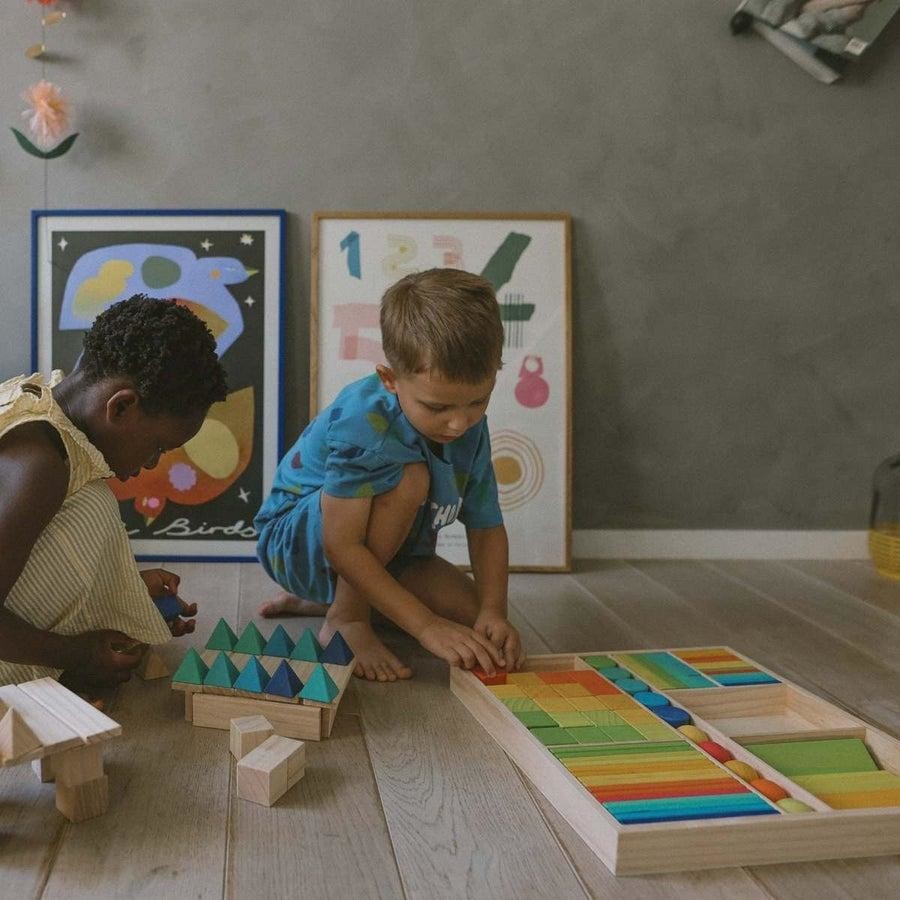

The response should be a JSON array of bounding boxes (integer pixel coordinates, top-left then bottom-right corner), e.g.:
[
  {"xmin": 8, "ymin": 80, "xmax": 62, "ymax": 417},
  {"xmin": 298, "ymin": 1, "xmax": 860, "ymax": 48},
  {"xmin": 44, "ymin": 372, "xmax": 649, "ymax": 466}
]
[{"xmin": 21, "ymin": 79, "xmax": 70, "ymax": 147}]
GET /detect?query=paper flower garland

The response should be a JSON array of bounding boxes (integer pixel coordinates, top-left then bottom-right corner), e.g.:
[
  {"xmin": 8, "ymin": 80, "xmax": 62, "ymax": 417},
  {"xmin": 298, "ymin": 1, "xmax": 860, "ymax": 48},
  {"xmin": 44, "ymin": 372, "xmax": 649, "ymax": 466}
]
[{"xmin": 12, "ymin": 79, "xmax": 79, "ymax": 158}]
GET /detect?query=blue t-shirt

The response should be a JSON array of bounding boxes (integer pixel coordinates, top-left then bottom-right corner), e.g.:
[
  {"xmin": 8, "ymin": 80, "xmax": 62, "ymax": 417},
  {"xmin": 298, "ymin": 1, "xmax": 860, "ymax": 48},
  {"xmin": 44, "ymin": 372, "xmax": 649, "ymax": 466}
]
[{"xmin": 254, "ymin": 374, "xmax": 502, "ymax": 599}]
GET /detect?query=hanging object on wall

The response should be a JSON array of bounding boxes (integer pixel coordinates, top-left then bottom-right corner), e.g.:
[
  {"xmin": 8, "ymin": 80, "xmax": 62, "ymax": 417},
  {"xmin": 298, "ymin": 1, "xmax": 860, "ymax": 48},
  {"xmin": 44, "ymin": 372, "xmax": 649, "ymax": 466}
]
[
  {"xmin": 12, "ymin": 79, "xmax": 79, "ymax": 159},
  {"xmin": 731, "ymin": 0, "xmax": 900, "ymax": 84},
  {"xmin": 12, "ymin": 0, "xmax": 78, "ymax": 159}
]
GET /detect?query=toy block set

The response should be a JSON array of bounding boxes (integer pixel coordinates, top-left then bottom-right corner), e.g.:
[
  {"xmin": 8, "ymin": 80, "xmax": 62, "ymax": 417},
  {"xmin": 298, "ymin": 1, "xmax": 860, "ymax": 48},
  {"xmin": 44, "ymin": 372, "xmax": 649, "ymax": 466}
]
[
  {"xmin": 171, "ymin": 620, "xmax": 356, "ymax": 741},
  {"xmin": 230, "ymin": 715, "xmax": 306, "ymax": 807},
  {"xmin": 451, "ymin": 646, "xmax": 900, "ymax": 875},
  {"xmin": 0, "ymin": 677, "xmax": 122, "ymax": 822}
]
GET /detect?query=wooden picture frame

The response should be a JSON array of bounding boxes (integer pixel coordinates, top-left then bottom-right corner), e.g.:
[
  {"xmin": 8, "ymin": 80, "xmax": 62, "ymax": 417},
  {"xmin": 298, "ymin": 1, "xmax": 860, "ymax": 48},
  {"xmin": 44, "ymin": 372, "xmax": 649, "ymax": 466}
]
[
  {"xmin": 32, "ymin": 209, "xmax": 286, "ymax": 561},
  {"xmin": 311, "ymin": 212, "xmax": 572, "ymax": 571}
]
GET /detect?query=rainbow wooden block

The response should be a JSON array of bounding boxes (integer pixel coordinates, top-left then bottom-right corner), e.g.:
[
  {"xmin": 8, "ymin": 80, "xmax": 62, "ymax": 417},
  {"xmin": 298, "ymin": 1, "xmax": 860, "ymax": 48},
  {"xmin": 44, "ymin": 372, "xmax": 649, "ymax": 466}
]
[
  {"xmin": 171, "ymin": 621, "xmax": 355, "ymax": 740},
  {"xmin": 451, "ymin": 646, "xmax": 900, "ymax": 875}
]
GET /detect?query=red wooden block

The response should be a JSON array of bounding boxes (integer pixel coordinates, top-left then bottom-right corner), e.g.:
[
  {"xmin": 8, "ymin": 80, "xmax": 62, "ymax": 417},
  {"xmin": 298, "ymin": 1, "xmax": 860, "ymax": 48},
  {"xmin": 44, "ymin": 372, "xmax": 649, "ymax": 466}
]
[
  {"xmin": 472, "ymin": 668, "xmax": 507, "ymax": 686},
  {"xmin": 698, "ymin": 741, "xmax": 734, "ymax": 764},
  {"xmin": 590, "ymin": 780, "xmax": 750, "ymax": 803}
]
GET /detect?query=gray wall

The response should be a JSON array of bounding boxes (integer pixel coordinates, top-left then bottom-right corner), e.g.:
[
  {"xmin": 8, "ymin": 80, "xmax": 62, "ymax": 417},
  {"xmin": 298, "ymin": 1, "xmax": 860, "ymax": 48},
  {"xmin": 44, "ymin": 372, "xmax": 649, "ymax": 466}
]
[{"xmin": 2, "ymin": 1, "xmax": 899, "ymax": 530}]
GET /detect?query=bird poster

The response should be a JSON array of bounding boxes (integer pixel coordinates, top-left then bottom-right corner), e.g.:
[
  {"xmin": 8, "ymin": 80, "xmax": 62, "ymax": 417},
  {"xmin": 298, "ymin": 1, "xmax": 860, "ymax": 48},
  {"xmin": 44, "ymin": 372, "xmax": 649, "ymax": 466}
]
[
  {"xmin": 312, "ymin": 212, "xmax": 571, "ymax": 572},
  {"xmin": 32, "ymin": 210, "xmax": 285, "ymax": 560}
]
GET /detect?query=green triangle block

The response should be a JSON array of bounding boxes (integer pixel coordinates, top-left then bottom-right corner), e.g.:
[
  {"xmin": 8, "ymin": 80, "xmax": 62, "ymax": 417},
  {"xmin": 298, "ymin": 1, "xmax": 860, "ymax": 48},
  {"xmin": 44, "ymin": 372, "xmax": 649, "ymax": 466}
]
[
  {"xmin": 263, "ymin": 624, "xmax": 295, "ymax": 658},
  {"xmin": 172, "ymin": 648, "xmax": 208, "ymax": 685},
  {"xmin": 203, "ymin": 651, "xmax": 240, "ymax": 688},
  {"xmin": 206, "ymin": 618, "xmax": 239, "ymax": 652},
  {"xmin": 234, "ymin": 621, "xmax": 267, "ymax": 655},
  {"xmin": 233, "ymin": 657, "xmax": 270, "ymax": 693},
  {"xmin": 290, "ymin": 629, "xmax": 323, "ymax": 662},
  {"xmin": 298, "ymin": 664, "xmax": 339, "ymax": 703}
]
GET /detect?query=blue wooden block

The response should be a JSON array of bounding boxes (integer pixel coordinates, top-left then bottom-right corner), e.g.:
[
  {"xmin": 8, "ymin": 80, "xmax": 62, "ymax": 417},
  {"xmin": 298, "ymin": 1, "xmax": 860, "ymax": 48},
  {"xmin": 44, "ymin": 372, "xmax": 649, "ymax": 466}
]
[
  {"xmin": 154, "ymin": 593, "xmax": 181, "ymax": 621},
  {"xmin": 263, "ymin": 625, "xmax": 295, "ymax": 658},
  {"xmin": 321, "ymin": 631, "xmax": 354, "ymax": 666},
  {"xmin": 233, "ymin": 657, "xmax": 270, "ymax": 693},
  {"xmin": 615, "ymin": 677, "xmax": 649, "ymax": 694},
  {"xmin": 264, "ymin": 659, "xmax": 304, "ymax": 698},
  {"xmin": 633, "ymin": 691, "xmax": 670, "ymax": 709},
  {"xmin": 654, "ymin": 705, "xmax": 692, "ymax": 727}
]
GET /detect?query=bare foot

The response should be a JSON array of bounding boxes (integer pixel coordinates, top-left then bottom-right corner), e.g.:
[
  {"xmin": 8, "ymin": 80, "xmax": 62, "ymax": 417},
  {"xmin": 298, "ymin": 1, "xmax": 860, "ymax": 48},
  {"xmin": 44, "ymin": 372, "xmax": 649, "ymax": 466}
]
[
  {"xmin": 319, "ymin": 619, "xmax": 413, "ymax": 682},
  {"xmin": 259, "ymin": 591, "xmax": 329, "ymax": 618}
]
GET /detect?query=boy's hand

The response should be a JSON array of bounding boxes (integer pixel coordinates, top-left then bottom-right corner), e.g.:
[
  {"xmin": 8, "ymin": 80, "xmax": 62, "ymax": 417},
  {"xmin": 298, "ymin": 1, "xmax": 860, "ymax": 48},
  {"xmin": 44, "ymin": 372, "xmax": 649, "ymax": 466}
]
[
  {"xmin": 474, "ymin": 610, "xmax": 525, "ymax": 671},
  {"xmin": 68, "ymin": 629, "xmax": 144, "ymax": 686},
  {"xmin": 418, "ymin": 617, "xmax": 505, "ymax": 674},
  {"xmin": 139, "ymin": 568, "xmax": 197, "ymax": 637}
]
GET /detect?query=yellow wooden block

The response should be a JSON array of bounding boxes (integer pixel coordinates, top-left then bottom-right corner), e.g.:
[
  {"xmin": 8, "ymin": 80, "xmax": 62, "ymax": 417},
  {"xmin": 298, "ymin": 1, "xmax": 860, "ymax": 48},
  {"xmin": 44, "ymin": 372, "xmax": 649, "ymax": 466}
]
[
  {"xmin": 506, "ymin": 673, "xmax": 543, "ymax": 685},
  {"xmin": 487, "ymin": 684, "xmax": 527, "ymax": 699},
  {"xmin": 724, "ymin": 759, "xmax": 760, "ymax": 782},
  {"xmin": 605, "ymin": 695, "xmax": 639, "ymax": 709},
  {"xmin": 568, "ymin": 697, "xmax": 609, "ymax": 711},
  {"xmin": 535, "ymin": 697, "xmax": 574, "ymax": 712},
  {"xmin": 553, "ymin": 684, "xmax": 591, "ymax": 698},
  {"xmin": 818, "ymin": 790, "xmax": 900, "ymax": 809}
]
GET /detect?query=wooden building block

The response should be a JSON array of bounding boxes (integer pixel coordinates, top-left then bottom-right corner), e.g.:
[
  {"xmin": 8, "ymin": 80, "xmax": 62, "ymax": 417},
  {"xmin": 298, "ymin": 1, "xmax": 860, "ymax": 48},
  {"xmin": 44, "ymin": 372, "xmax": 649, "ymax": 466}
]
[
  {"xmin": 191, "ymin": 692, "xmax": 323, "ymax": 740},
  {"xmin": 32, "ymin": 756, "xmax": 54, "ymax": 782},
  {"xmin": 17, "ymin": 678, "xmax": 121, "ymax": 743},
  {"xmin": 137, "ymin": 648, "xmax": 171, "ymax": 680},
  {"xmin": 55, "ymin": 774, "xmax": 109, "ymax": 822},
  {"xmin": 0, "ymin": 684, "xmax": 81, "ymax": 757},
  {"xmin": 0, "ymin": 706, "xmax": 42, "ymax": 765},
  {"xmin": 230, "ymin": 715, "xmax": 275, "ymax": 760},
  {"xmin": 51, "ymin": 743, "xmax": 105, "ymax": 787},
  {"xmin": 236, "ymin": 734, "xmax": 306, "ymax": 806}
]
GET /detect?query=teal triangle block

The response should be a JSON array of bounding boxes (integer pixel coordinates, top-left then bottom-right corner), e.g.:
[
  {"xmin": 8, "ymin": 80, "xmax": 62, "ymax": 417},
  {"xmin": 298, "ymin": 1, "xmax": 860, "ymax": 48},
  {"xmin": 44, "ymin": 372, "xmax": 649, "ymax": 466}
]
[
  {"xmin": 263, "ymin": 624, "xmax": 295, "ymax": 658},
  {"xmin": 233, "ymin": 657, "xmax": 270, "ymax": 693},
  {"xmin": 290, "ymin": 629, "xmax": 323, "ymax": 662},
  {"xmin": 264, "ymin": 659, "xmax": 304, "ymax": 697},
  {"xmin": 234, "ymin": 621, "xmax": 267, "ymax": 655},
  {"xmin": 203, "ymin": 651, "xmax": 240, "ymax": 688},
  {"xmin": 299, "ymin": 664, "xmax": 339, "ymax": 703},
  {"xmin": 206, "ymin": 618, "xmax": 239, "ymax": 652},
  {"xmin": 172, "ymin": 648, "xmax": 208, "ymax": 685}
]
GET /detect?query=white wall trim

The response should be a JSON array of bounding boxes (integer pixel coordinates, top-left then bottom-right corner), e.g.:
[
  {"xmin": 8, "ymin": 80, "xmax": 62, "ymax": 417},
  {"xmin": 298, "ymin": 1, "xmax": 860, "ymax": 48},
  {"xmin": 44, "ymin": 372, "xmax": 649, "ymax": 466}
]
[{"xmin": 573, "ymin": 530, "xmax": 869, "ymax": 560}]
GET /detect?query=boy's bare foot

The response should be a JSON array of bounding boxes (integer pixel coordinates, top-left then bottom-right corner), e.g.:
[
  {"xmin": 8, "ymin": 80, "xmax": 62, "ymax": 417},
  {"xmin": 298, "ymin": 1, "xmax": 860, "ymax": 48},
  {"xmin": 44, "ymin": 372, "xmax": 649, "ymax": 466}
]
[
  {"xmin": 259, "ymin": 592, "xmax": 329, "ymax": 618},
  {"xmin": 319, "ymin": 620, "xmax": 413, "ymax": 682}
]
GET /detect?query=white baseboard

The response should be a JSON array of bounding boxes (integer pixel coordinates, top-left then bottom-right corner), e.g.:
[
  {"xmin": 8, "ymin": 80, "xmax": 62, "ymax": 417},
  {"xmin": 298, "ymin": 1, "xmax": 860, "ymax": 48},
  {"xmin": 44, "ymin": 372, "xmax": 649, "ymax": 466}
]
[{"xmin": 573, "ymin": 530, "xmax": 869, "ymax": 560}]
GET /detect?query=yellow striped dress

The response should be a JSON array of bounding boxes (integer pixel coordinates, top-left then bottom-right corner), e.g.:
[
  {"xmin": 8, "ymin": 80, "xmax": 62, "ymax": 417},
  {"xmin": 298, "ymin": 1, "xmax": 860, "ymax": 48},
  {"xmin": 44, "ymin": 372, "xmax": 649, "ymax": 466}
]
[{"xmin": 0, "ymin": 372, "xmax": 172, "ymax": 685}]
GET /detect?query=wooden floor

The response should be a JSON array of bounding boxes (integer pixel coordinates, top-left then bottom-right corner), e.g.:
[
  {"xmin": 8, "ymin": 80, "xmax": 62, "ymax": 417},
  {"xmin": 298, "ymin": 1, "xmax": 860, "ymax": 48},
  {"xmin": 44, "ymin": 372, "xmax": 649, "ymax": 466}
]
[{"xmin": 1, "ymin": 559, "xmax": 898, "ymax": 898}]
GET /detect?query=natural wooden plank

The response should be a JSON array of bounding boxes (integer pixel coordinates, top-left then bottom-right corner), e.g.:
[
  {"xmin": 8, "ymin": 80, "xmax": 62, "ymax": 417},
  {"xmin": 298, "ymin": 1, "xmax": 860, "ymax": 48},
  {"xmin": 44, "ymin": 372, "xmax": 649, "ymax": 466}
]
[
  {"xmin": 714, "ymin": 561, "xmax": 900, "ymax": 673},
  {"xmin": 358, "ymin": 647, "xmax": 588, "ymax": 898},
  {"xmin": 19, "ymin": 677, "xmax": 122, "ymax": 743},
  {"xmin": 227, "ymin": 562, "xmax": 406, "ymax": 898},
  {"xmin": 0, "ymin": 684, "xmax": 82, "ymax": 757},
  {"xmin": 786, "ymin": 560, "xmax": 900, "ymax": 620},
  {"xmin": 41, "ymin": 561, "xmax": 240, "ymax": 899},
  {"xmin": 750, "ymin": 856, "xmax": 900, "ymax": 899},
  {"xmin": 627, "ymin": 561, "xmax": 900, "ymax": 732}
]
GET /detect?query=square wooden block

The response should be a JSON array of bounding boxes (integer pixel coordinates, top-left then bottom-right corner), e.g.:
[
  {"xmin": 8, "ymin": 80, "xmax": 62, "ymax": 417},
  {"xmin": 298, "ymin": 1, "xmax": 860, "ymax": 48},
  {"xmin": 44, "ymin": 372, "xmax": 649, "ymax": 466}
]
[
  {"xmin": 229, "ymin": 715, "xmax": 274, "ymax": 760},
  {"xmin": 236, "ymin": 735, "xmax": 305, "ymax": 807}
]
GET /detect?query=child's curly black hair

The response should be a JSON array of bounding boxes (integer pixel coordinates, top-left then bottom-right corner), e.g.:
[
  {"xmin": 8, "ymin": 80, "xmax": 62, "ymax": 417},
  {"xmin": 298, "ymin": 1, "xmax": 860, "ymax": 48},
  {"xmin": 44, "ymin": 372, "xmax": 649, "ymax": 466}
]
[{"xmin": 80, "ymin": 295, "xmax": 228, "ymax": 416}]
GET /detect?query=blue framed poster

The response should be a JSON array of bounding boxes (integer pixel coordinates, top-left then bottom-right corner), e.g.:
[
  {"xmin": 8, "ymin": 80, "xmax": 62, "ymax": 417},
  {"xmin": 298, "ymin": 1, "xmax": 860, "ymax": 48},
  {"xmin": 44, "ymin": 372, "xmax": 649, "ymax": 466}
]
[{"xmin": 32, "ymin": 209, "xmax": 285, "ymax": 561}]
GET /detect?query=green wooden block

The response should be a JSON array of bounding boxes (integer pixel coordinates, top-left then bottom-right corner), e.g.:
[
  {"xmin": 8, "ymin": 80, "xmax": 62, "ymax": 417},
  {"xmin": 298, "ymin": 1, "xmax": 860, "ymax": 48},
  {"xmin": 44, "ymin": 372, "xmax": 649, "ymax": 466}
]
[
  {"xmin": 567, "ymin": 726, "xmax": 612, "ymax": 744},
  {"xmin": 171, "ymin": 648, "xmax": 208, "ymax": 685},
  {"xmin": 550, "ymin": 711, "xmax": 593, "ymax": 728},
  {"xmin": 603, "ymin": 724, "xmax": 646, "ymax": 743},
  {"xmin": 203, "ymin": 651, "xmax": 240, "ymax": 688},
  {"xmin": 514, "ymin": 710, "xmax": 556, "ymax": 728},
  {"xmin": 581, "ymin": 654, "xmax": 617, "ymax": 670},
  {"xmin": 234, "ymin": 622, "xmax": 267, "ymax": 655},
  {"xmin": 502, "ymin": 697, "xmax": 540, "ymax": 713},
  {"xmin": 744, "ymin": 738, "xmax": 879, "ymax": 777},
  {"xmin": 298, "ymin": 664, "xmax": 339, "ymax": 702},
  {"xmin": 529, "ymin": 726, "xmax": 577, "ymax": 746},
  {"xmin": 290, "ymin": 628, "xmax": 323, "ymax": 662},
  {"xmin": 584, "ymin": 710, "xmax": 626, "ymax": 728},
  {"xmin": 206, "ymin": 618, "xmax": 238, "ymax": 652}
]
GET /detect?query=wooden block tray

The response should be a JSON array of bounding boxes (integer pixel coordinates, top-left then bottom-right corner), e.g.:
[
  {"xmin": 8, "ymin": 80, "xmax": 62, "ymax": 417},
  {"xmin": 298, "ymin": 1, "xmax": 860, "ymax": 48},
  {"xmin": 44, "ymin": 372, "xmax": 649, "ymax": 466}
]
[{"xmin": 450, "ymin": 647, "xmax": 900, "ymax": 875}]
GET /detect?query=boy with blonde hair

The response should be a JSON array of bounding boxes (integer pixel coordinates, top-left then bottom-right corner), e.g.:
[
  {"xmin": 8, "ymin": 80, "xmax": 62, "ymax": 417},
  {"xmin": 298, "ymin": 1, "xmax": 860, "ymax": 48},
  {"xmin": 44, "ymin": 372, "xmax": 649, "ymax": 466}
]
[{"xmin": 256, "ymin": 268, "xmax": 523, "ymax": 681}]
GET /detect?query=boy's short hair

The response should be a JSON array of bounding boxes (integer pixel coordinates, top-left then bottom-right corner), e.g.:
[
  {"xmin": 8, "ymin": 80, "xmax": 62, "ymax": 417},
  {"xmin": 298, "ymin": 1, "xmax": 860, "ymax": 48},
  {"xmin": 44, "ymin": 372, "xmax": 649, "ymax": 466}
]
[
  {"xmin": 380, "ymin": 268, "xmax": 504, "ymax": 383},
  {"xmin": 80, "ymin": 295, "xmax": 228, "ymax": 416}
]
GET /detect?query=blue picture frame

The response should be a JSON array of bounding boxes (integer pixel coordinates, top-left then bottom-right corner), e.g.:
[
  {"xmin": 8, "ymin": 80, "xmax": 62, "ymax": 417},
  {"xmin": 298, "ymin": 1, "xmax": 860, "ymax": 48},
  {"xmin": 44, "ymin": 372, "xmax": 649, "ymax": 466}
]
[{"xmin": 31, "ymin": 209, "xmax": 286, "ymax": 562}]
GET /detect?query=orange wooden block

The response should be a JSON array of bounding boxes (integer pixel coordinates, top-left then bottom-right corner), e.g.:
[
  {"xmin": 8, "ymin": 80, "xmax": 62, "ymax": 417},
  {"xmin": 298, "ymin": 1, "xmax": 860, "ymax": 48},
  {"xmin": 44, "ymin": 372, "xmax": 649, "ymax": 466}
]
[{"xmin": 750, "ymin": 778, "xmax": 789, "ymax": 801}]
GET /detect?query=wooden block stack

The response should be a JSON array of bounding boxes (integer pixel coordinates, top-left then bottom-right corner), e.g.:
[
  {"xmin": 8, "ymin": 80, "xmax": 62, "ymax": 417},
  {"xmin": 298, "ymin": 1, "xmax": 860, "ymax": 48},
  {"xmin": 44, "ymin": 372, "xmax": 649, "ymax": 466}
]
[
  {"xmin": 171, "ymin": 620, "xmax": 355, "ymax": 740},
  {"xmin": 0, "ymin": 677, "xmax": 122, "ymax": 822},
  {"xmin": 235, "ymin": 731, "xmax": 306, "ymax": 807}
]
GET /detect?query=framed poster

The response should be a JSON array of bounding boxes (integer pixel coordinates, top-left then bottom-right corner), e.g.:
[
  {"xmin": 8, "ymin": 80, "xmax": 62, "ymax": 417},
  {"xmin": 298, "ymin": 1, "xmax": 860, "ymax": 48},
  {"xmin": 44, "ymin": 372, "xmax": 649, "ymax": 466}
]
[
  {"xmin": 311, "ymin": 212, "xmax": 571, "ymax": 571},
  {"xmin": 32, "ymin": 209, "xmax": 286, "ymax": 561}
]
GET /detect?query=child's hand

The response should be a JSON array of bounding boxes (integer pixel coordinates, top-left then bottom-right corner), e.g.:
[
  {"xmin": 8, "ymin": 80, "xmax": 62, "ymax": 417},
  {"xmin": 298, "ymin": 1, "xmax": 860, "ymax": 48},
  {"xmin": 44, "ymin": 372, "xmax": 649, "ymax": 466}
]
[
  {"xmin": 417, "ymin": 617, "xmax": 505, "ymax": 674},
  {"xmin": 139, "ymin": 568, "xmax": 197, "ymax": 637},
  {"xmin": 68, "ymin": 629, "xmax": 145, "ymax": 685},
  {"xmin": 474, "ymin": 611, "xmax": 525, "ymax": 671}
]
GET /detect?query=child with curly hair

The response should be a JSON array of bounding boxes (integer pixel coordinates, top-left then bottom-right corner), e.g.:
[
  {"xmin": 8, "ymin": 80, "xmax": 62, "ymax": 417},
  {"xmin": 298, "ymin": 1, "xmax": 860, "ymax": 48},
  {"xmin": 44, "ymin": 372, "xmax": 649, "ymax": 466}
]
[{"xmin": 0, "ymin": 295, "xmax": 228, "ymax": 687}]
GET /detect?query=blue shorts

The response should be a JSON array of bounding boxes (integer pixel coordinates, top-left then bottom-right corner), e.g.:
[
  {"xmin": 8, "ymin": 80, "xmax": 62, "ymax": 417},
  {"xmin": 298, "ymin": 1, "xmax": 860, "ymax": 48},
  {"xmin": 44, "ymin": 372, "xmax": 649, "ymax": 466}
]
[{"xmin": 256, "ymin": 490, "xmax": 436, "ymax": 604}]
